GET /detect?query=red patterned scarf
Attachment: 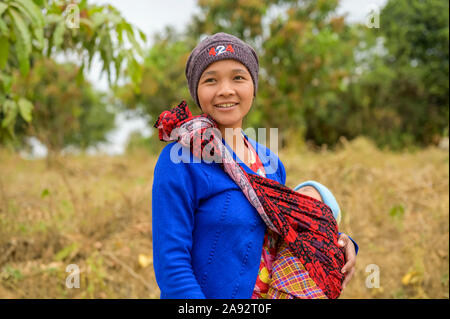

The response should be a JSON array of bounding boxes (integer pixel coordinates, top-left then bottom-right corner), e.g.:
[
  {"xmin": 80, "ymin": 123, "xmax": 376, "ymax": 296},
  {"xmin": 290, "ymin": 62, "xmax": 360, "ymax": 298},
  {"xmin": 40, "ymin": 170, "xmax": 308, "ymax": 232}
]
[{"xmin": 154, "ymin": 101, "xmax": 345, "ymax": 298}]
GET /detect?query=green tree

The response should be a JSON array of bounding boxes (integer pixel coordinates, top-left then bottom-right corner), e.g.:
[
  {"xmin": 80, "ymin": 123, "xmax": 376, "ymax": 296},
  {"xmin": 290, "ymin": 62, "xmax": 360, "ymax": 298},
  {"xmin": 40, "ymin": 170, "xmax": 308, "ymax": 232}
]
[
  {"xmin": 377, "ymin": 0, "xmax": 449, "ymax": 147},
  {"xmin": 0, "ymin": 0, "xmax": 45, "ymax": 140},
  {"xmin": 0, "ymin": 0, "xmax": 145, "ymax": 143},
  {"xmin": 338, "ymin": 0, "xmax": 449, "ymax": 149},
  {"xmin": 260, "ymin": 1, "xmax": 359, "ymax": 147},
  {"xmin": 116, "ymin": 28, "xmax": 193, "ymax": 121},
  {"xmin": 115, "ymin": 27, "xmax": 196, "ymax": 150},
  {"xmin": 12, "ymin": 58, "xmax": 115, "ymax": 159}
]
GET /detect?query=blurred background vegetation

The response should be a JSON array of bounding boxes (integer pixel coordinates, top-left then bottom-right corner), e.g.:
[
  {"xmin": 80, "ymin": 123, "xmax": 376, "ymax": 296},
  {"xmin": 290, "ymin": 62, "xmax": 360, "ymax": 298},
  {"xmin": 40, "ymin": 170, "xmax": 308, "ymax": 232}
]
[
  {"xmin": 1, "ymin": 0, "xmax": 448, "ymax": 154},
  {"xmin": 0, "ymin": 0, "xmax": 448, "ymax": 299}
]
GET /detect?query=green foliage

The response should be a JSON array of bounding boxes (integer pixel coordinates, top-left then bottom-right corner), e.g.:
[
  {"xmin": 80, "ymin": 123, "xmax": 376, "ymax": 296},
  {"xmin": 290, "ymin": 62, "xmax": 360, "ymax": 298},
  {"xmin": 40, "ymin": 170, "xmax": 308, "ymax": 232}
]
[
  {"xmin": 259, "ymin": 1, "xmax": 359, "ymax": 147},
  {"xmin": 12, "ymin": 58, "xmax": 116, "ymax": 153},
  {"xmin": 389, "ymin": 204, "xmax": 405, "ymax": 219},
  {"xmin": 116, "ymin": 27, "xmax": 197, "ymax": 137},
  {"xmin": 328, "ymin": 0, "xmax": 449, "ymax": 150},
  {"xmin": 43, "ymin": 0, "xmax": 145, "ymax": 87},
  {"xmin": 0, "ymin": 0, "xmax": 45, "ymax": 140},
  {"xmin": 41, "ymin": 188, "xmax": 50, "ymax": 198},
  {"xmin": 54, "ymin": 242, "xmax": 79, "ymax": 261},
  {"xmin": 0, "ymin": 0, "xmax": 145, "ymax": 145},
  {"xmin": 377, "ymin": 0, "xmax": 449, "ymax": 147},
  {"xmin": 190, "ymin": 0, "xmax": 271, "ymax": 44}
]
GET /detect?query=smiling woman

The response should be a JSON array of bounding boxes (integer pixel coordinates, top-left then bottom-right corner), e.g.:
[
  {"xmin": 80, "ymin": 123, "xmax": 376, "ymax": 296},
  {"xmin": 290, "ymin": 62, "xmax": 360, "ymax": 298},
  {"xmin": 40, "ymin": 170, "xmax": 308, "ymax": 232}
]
[
  {"xmin": 197, "ymin": 60, "xmax": 254, "ymax": 136},
  {"xmin": 151, "ymin": 32, "xmax": 357, "ymax": 299}
]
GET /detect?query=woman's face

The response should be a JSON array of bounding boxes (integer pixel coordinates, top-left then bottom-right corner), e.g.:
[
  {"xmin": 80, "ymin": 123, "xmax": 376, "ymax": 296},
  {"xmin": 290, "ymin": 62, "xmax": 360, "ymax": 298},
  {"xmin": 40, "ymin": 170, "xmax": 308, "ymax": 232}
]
[{"xmin": 197, "ymin": 59, "xmax": 254, "ymax": 135}]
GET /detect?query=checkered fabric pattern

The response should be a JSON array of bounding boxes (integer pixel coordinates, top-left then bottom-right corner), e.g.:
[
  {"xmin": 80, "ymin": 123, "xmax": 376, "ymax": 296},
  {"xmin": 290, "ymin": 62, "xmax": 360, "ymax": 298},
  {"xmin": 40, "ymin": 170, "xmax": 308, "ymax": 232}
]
[{"xmin": 267, "ymin": 241, "xmax": 327, "ymax": 299}]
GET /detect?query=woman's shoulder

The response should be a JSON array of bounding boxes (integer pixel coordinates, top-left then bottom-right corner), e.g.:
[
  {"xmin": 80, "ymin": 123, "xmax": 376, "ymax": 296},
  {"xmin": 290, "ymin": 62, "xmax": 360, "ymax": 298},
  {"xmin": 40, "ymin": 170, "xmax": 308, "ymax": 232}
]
[
  {"xmin": 153, "ymin": 142, "xmax": 213, "ymax": 196},
  {"xmin": 156, "ymin": 141, "xmax": 197, "ymax": 167},
  {"xmin": 154, "ymin": 141, "xmax": 214, "ymax": 179}
]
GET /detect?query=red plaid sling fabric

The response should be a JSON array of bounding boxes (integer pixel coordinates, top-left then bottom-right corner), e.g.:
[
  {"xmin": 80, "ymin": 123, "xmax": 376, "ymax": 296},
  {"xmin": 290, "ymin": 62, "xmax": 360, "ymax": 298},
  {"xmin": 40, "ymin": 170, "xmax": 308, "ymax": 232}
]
[{"xmin": 154, "ymin": 101, "xmax": 345, "ymax": 299}]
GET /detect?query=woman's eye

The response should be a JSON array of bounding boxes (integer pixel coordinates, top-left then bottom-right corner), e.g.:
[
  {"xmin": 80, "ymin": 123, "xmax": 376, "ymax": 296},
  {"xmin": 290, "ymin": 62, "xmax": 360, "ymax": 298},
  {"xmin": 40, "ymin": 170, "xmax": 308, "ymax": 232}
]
[
  {"xmin": 234, "ymin": 75, "xmax": 244, "ymax": 80},
  {"xmin": 204, "ymin": 78, "xmax": 215, "ymax": 83}
]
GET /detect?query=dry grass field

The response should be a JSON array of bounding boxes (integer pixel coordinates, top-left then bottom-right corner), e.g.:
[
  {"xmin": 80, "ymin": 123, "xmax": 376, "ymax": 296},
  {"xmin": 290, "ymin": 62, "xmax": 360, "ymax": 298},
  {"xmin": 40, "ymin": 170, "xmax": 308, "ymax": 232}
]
[{"xmin": 0, "ymin": 137, "xmax": 448, "ymax": 299}]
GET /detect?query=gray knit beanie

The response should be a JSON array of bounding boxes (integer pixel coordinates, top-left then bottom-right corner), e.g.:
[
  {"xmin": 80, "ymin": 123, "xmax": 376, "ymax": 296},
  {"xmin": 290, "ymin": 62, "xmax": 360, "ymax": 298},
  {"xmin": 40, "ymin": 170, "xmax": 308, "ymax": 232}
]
[{"xmin": 185, "ymin": 32, "xmax": 259, "ymax": 108}]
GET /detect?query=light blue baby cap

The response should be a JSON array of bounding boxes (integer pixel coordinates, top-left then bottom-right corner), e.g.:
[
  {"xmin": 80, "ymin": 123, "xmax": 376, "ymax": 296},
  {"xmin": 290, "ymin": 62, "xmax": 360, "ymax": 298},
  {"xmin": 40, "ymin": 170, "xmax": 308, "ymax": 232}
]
[{"xmin": 293, "ymin": 180, "xmax": 341, "ymax": 224}]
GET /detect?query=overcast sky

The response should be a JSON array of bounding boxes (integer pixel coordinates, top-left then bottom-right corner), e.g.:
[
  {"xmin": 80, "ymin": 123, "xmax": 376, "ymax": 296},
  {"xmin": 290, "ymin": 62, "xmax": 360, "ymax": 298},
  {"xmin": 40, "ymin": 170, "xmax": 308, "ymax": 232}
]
[
  {"xmin": 29, "ymin": 0, "xmax": 388, "ymax": 157},
  {"xmin": 90, "ymin": 0, "xmax": 387, "ymax": 38}
]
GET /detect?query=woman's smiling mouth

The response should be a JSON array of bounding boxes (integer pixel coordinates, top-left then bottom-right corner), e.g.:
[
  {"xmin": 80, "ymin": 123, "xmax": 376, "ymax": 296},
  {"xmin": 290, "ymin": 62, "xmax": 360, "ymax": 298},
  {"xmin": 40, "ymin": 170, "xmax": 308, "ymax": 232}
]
[{"xmin": 215, "ymin": 102, "xmax": 239, "ymax": 109}]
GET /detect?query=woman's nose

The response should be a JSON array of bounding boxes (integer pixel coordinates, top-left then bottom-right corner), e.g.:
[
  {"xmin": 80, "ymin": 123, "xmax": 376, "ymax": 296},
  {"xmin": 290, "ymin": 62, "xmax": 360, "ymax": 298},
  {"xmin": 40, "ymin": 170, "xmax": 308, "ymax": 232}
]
[{"xmin": 217, "ymin": 80, "xmax": 235, "ymax": 96}]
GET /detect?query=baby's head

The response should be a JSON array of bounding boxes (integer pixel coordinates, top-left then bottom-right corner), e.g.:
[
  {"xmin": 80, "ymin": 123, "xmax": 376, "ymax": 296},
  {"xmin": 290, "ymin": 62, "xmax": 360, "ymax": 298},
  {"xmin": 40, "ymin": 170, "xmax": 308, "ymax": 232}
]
[
  {"xmin": 294, "ymin": 181, "xmax": 342, "ymax": 224},
  {"xmin": 296, "ymin": 186, "xmax": 323, "ymax": 202}
]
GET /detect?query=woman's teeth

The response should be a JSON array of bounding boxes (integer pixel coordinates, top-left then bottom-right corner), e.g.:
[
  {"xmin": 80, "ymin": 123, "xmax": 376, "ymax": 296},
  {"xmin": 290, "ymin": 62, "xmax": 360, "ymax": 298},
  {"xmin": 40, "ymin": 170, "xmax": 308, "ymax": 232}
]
[{"xmin": 215, "ymin": 103, "xmax": 237, "ymax": 108}]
